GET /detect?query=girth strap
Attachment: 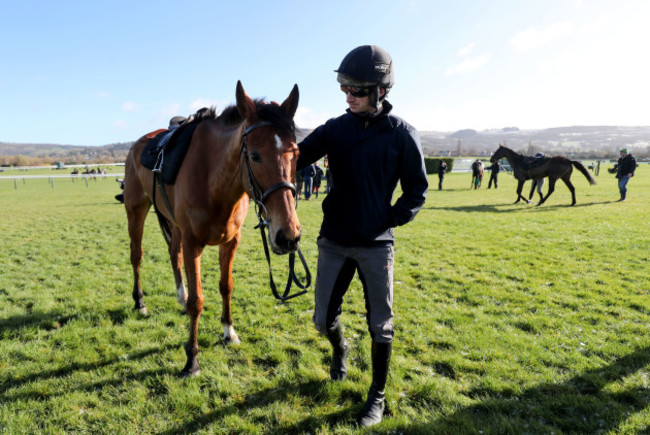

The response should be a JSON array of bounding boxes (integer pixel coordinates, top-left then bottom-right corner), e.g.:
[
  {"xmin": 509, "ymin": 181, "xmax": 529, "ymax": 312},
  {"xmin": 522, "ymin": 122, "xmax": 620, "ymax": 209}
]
[{"xmin": 152, "ymin": 168, "xmax": 176, "ymax": 223}]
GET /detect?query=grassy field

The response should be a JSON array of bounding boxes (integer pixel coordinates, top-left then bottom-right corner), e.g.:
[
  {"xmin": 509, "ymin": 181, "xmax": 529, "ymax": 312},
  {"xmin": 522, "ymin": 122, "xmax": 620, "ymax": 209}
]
[{"xmin": 1, "ymin": 165, "xmax": 649, "ymax": 434}]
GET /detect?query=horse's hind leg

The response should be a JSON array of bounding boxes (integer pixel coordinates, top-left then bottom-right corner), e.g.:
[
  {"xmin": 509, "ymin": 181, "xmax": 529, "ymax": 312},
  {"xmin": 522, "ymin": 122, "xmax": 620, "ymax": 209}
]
[
  {"xmin": 126, "ymin": 201, "xmax": 150, "ymax": 315},
  {"xmin": 562, "ymin": 176, "xmax": 577, "ymax": 205},
  {"xmin": 218, "ymin": 235, "xmax": 241, "ymax": 344},
  {"xmin": 538, "ymin": 178, "xmax": 557, "ymax": 205}
]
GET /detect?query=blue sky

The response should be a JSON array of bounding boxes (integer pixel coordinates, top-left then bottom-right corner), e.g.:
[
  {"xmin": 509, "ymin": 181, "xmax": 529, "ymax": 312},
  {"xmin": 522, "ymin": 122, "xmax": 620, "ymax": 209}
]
[{"xmin": 1, "ymin": 0, "xmax": 648, "ymax": 146}]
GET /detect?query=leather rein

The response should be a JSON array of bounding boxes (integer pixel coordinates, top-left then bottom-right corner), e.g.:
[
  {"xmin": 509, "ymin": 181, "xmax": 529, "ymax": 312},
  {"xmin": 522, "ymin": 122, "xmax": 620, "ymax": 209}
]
[{"xmin": 241, "ymin": 121, "xmax": 311, "ymax": 302}]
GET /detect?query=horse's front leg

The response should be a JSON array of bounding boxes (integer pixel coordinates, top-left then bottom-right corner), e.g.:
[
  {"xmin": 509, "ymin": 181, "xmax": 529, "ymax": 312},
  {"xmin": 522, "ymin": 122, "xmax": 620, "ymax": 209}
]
[
  {"xmin": 169, "ymin": 226, "xmax": 187, "ymax": 312},
  {"xmin": 514, "ymin": 180, "xmax": 525, "ymax": 203},
  {"xmin": 219, "ymin": 235, "xmax": 241, "ymax": 345},
  {"xmin": 181, "ymin": 234, "xmax": 205, "ymax": 377}
]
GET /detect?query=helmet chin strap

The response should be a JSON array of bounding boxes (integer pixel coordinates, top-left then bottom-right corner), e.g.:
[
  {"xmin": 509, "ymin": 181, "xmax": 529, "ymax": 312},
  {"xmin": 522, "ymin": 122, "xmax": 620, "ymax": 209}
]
[{"xmin": 370, "ymin": 86, "xmax": 389, "ymax": 111}]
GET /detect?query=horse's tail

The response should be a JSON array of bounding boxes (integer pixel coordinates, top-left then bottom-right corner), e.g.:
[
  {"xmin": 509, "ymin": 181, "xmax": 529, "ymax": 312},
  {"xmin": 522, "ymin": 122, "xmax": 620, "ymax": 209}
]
[
  {"xmin": 572, "ymin": 161, "xmax": 597, "ymax": 185},
  {"xmin": 154, "ymin": 208, "xmax": 173, "ymax": 248}
]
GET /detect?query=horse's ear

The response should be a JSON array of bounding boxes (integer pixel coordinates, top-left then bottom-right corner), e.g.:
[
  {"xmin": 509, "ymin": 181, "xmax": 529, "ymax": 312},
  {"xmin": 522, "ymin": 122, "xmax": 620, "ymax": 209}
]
[
  {"xmin": 236, "ymin": 80, "xmax": 256, "ymax": 120},
  {"xmin": 281, "ymin": 84, "xmax": 299, "ymax": 119}
]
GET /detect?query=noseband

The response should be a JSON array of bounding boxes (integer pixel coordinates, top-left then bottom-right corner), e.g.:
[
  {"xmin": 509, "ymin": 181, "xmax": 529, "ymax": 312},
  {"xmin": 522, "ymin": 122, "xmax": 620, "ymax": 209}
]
[
  {"xmin": 241, "ymin": 121, "xmax": 297, "ymax": 220},
  {"xmin": 241, "ymin": 121, "xmax": 310, "ymax": 302}
]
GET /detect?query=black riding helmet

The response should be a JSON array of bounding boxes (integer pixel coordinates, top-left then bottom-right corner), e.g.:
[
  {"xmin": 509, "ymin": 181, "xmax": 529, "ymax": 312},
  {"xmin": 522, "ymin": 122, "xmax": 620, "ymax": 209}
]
[{"xmin": 335, "ymin": 45, "xmax": 394, "ymax": 110}]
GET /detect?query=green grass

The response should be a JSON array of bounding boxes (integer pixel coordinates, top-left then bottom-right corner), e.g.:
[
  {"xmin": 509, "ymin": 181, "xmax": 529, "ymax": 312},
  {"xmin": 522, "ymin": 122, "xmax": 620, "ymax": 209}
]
[{"xmin": 1, "ymin": 167, "xmax": 649, "ymax": 434}]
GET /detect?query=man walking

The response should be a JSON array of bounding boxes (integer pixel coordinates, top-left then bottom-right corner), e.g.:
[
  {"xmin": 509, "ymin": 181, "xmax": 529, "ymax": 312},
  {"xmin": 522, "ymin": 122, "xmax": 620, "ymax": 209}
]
[
  {"xmin": 616, "ymin": 148, "xmax": 636, "ymax": 201},
  {"xmin": 297, "ymin": 45, "xmax": 428, "ymax": 427}
]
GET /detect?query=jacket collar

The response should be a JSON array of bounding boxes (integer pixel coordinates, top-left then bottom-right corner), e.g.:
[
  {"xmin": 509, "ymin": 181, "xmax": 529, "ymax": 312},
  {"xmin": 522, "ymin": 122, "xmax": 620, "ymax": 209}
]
[{"xmin": 347, "ymin": 100, "xmax": 393, "ymax": 124}]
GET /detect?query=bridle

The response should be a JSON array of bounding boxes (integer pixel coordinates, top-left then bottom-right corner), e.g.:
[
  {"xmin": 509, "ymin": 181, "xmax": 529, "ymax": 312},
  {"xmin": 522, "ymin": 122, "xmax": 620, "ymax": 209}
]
[{"xmin": 241, "ymin": 121, "xmax": 311, "ymax": 302}]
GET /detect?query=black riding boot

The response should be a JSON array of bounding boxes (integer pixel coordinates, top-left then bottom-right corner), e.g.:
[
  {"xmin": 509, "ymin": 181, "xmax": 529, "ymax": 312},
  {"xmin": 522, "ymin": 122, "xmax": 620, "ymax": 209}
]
[
  {"xmin": 326, "ymin": 325, "xmax": 349, "ymax": 381},
  {"xmin": 618, "ymin": 192, "xmax": 626, "ymax": 202},
  {"xmin": 358, "ymin": 341, "xmax": 392, "ymax": 427}
]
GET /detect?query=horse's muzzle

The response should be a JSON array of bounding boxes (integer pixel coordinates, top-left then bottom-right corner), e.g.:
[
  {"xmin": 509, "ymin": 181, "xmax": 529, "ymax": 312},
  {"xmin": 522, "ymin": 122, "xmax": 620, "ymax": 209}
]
[{"xmin": 273, "ymin": 229, "xmax": 301, "ymax": 254}]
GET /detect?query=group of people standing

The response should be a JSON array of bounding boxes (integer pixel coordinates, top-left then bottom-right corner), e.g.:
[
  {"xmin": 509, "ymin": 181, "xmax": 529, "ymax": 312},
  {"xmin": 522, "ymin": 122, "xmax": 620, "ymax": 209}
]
[
  {"xmin": 438, "ymin": 149, "xmax": 636, "ymax": 203},
  {"xmin": 297, "ymin": 161, "xmax": 328, "ymax": 200}
]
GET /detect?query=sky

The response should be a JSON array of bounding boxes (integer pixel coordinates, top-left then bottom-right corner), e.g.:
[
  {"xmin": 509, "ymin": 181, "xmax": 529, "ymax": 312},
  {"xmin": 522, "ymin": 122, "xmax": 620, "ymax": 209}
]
[{"xmin": 1, "ymin": 0, "xmax": 649, "ymax": 146}]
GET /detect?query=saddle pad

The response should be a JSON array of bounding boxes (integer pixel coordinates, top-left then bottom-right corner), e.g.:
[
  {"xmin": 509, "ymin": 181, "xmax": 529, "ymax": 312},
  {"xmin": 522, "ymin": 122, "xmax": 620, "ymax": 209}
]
[
  {"xmin": 140, "ymin": 122, "xmax": 199, "ymax": 184},
  {"xmin": 522, "ymin": 156, "xmax": 549, "ymax": 171}
]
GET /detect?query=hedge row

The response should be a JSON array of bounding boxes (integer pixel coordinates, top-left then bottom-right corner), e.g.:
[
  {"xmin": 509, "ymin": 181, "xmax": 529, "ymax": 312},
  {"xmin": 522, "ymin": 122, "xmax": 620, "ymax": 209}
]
[{"xmin": 424, "ymin": 157, "xmax": 454, "ymax": 174}]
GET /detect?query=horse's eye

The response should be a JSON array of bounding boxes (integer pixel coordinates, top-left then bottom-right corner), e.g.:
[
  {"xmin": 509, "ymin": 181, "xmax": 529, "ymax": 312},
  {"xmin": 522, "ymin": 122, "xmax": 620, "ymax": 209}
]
[{"xmin": 250, "ymin": 152, "xmax": 262, "ymax": 163}]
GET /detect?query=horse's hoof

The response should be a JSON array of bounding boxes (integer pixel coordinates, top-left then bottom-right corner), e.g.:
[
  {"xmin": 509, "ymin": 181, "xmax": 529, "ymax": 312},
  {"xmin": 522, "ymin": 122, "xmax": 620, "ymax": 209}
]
[
  {"xmin": 138, "ymin": 306, "xmax": 148, "ymax": 316},
  {"xmin": 223, "ymin": 335, "xmax": 241, "ymax": 345},
  {"xmin": 180, "ymin": 361, "xmax": 201, "ymax": 377},
  {"xmin": 180, "ymin": 367, "xmax": 201, "ymax": 378}
]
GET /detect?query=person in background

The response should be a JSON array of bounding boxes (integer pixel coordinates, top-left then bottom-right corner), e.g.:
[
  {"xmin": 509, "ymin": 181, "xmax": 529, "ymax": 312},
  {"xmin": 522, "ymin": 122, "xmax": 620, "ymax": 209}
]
[
  {"xmin": 300, "ymin": 164, "xmax": 316, "ymax": 200},
  {"xmin": 487, "ymin": 160, "xmax": 501, "ymax": 189},
  {"xmin": 438, "ymin": 160, "xmax": 447, "ymax": 190},
  {"xmin": 312, "ymin": 162, "xmax": 324, "ymax": 199},
  {"xmin": 527, "ymin": 153, "xmax": 546, "ymax": 202},
  {"xmin": 615, "ymin": 148, "xmax": 636, "ymax": 201},
  {"xmin": 297, "ymin": 45, "xmax": 428, "ymax": 427}
]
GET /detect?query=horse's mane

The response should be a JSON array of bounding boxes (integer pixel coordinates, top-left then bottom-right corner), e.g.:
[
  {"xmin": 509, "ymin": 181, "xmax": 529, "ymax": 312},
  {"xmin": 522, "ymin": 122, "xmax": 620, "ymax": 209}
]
[
  {"xmin": 215, "ymin": 99, "xmax": 296, "ymax": 140},
  {"xmin": 192, "ymin": 106, "xmax": 219, "ymax": 122}
]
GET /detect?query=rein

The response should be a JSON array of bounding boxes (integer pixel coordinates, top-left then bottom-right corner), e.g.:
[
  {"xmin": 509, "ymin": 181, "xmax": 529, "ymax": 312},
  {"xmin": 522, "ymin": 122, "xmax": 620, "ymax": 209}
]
[{"xmin": 241, "ymin": 121, "xmax": 311, "ymax": 302}]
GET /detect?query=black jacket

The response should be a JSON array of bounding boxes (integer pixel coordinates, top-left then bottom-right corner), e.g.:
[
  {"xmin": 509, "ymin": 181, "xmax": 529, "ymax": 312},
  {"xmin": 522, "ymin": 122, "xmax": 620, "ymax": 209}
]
[
  {"xmin": 616, "ymin": 154, "xmax": 636, "ymax": 178},
  {"xmin": 297, "ymin": 101, "xmax": 428, "ymax": 246}
]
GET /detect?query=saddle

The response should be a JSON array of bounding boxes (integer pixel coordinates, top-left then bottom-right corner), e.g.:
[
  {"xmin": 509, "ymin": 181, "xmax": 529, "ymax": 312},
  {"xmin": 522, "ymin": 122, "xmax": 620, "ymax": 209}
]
[
  {"xmin": 522, "ymin": 156, "xmax": 548, "ymax": 171},
  {"xmin": 140, "ymin": 121, "xmax": 199, "ymax": 185}
]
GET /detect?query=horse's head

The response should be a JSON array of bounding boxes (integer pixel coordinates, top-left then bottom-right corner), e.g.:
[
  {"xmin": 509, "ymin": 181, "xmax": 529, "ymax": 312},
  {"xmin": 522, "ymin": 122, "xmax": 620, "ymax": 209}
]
[
  {"xmin": 490, "ymin": 144, "xmax": 506, "ymax": 163},
  {"xmin": 236, "ymin": 81, "xmax": 301, "ymax": 255}
]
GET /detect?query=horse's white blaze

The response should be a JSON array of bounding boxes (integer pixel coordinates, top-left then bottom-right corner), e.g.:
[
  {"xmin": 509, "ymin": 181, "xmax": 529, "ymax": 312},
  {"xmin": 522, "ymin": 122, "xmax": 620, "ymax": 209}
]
[
  {"xmin": 275, "ymin": 134, "xmax": 283, "ymax": 150},
  {"xmin": 223, "ymin": 323, "xmax": 240, "ymax": 344},
  {"xmin": 176, "ymin": 282, "xmax": 187, "ymax": 307}
]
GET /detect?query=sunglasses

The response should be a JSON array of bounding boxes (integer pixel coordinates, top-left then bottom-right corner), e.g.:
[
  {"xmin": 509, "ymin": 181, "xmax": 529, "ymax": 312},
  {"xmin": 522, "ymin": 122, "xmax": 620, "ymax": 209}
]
[{"xmin": 340, "ymin": 85, "xmax": 372, "ymax": 98}]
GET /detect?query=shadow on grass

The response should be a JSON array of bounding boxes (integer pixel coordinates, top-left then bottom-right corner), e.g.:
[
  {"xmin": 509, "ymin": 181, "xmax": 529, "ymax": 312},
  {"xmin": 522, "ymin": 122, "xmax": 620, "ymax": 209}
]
[
  {"xmin": 394, "ymin": 345, "xmax": 650, "ymax": 434},
  {"xmin": 158, "ymin": 346, "xmax": 650, "ymax": 433},
  {"xmin": 160, "ymin": 377, "xmax": 362, "ymax": 434},
  {"xmin": 426, "ymin": 200, "xmax": 612, "ymax": 214},
  {"xmin": 0, "ymin": 310, "xmax": 78, "ymax": 338},
  {"xmin": 0, "ymin": 342, "xmax": 180, "ymax": 397}
]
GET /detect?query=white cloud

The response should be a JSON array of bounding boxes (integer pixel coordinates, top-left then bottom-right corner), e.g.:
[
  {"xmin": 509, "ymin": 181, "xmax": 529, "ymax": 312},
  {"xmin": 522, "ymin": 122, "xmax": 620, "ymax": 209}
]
[
  {"xmin": 510, "ymin": 21, "xmax": 576, "ymax": 52},
  {"xmin": 445, "ymin": 53, "xmax": 491, "ymax": 76},
  {"xmin": 294, "ymin": 106, "xmax": 334, "ymax": 129},
  {"xmin": 121, "ymin": 101, "xmax": 139, "ymax": 111},
  {"xmin": 457, "ymin": 42, "xmax": 475, "ymax": 56}
]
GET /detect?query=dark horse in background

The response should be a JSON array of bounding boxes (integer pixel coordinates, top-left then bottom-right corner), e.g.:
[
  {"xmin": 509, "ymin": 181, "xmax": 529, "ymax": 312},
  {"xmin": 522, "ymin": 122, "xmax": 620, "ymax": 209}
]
[
  {"xmin": 124, "ymin": 81, "xmax": 301, "ymax": 376},
  {"xmin": 471, "ymin": 160, "xmax": 484, "ymax": 189},
  {"xmin": 490, "ymin": 144, "xmax": 596, "ymax": 205}
]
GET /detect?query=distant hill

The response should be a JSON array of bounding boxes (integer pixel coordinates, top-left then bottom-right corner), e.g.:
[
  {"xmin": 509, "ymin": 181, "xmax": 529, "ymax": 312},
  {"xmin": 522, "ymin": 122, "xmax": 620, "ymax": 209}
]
[
  {"xmin": 0, "ymin": 142, "xmax": 132, "ymax": 166},
  {"xmin": 419, "ymin": 125, "xmax": 650, "ymax": 159},
  {"xmin": 2, "ymin": 125, "xmax": 649, "ymax": 165}
]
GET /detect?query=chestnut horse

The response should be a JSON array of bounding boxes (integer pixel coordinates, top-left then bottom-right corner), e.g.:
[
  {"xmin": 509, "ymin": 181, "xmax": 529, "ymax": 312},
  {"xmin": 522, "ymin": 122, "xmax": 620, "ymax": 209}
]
[
  {"xmin": 490, "ymin": 144, "xmax": 596, "ymax": 206},
  {"xmin": 471, "ymin": 160, "xmax": 484, "ymax": 189},
  {"xmin": 124, "ymin": 81, "xmax": 301, "ymax": 376}
]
